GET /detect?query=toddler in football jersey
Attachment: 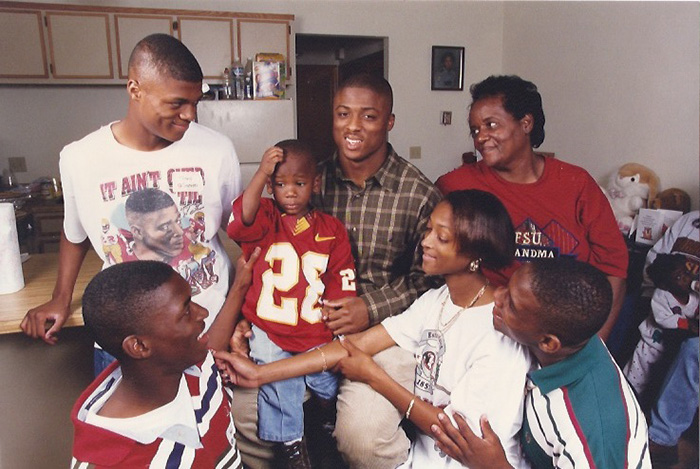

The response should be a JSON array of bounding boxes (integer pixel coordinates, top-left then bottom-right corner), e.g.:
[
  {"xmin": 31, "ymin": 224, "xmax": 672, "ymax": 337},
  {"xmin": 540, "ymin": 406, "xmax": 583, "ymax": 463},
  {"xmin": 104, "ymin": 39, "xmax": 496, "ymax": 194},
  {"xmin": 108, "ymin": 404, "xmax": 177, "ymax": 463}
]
[{"xmin": 227, "ymin": 139, "xmax": 357, "ymax": 467}]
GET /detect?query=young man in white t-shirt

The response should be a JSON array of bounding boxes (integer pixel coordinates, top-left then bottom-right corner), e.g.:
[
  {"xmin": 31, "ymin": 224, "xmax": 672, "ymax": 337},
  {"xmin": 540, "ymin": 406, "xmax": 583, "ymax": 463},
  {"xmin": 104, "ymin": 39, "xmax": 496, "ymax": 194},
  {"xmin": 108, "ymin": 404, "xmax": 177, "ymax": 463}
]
[{"xmin": 21, "ymin": 34, "xmax": 241, "ymax": 372}]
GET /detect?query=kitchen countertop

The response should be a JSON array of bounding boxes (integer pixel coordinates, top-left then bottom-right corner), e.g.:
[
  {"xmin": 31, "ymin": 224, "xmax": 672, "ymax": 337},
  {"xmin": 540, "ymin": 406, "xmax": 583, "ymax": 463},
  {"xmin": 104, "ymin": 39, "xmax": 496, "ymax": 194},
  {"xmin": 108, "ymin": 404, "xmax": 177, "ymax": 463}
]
[{"xmin": 0, "ymin": 251, "xmax": 101, "ymax": 335}]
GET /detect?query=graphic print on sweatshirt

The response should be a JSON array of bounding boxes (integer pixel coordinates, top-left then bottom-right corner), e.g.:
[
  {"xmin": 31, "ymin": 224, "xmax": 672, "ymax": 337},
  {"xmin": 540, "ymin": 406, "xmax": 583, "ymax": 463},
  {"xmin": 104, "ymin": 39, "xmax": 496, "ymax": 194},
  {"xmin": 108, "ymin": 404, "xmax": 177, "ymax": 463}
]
[
  {"xmin": 513, "ymin": 218, "xmax": 580, "ymax": 261},
  {"xmin": 98, "ymin": 167, "xmax": 219, "ymax": 296}
]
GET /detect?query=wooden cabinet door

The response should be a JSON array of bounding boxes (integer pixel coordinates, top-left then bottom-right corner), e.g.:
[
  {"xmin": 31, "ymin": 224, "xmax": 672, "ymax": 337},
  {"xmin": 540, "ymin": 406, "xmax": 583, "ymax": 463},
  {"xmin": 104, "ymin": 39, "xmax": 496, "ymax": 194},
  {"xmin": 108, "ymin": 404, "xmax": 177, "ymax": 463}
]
[
  {"xmin": 0, "ymin": 4, "xmax": 292, "ymax": 85},
  {"xmin": 237, "ymin": 19, "xmax": 291, "ymax": 72},
  {"xmin": 115, "ymin": 14, "xmax": 172, "ymax": 79},
  {"xmin": 0, "ymin": 9, "xmax": 48, "ymax": 78},
  {"xmin": 178, "ymin": 17, "xmax": 234, "ymax": 80},
  {"xmin": 46, "ymin": 12, "xmax": 113, "ymax": 79}
]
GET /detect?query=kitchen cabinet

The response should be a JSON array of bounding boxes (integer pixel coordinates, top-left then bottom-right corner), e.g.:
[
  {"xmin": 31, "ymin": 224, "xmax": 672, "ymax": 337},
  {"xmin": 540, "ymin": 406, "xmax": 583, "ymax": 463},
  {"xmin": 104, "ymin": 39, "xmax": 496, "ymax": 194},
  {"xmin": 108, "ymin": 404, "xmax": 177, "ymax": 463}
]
[
  {"xmin": 0, "ymin": 9, "xmax": 48, "ymax": 78},
  {"xmin": 178, "ymin": 17, "xmax": 234, "ymax": 80},
  {"xmin": 114, "ymin": 14, "xmax": 172, "ymax": 79},
  {"xmin": 28, "ymin": 200, "xmax": 64, "ymax": 253},
  {"xmin": 46, "ymin": 11, "xmax": 113, "ymax": 79},
  {"xmin": 0, "ymin": 251, "xmax": 100, "ymax": 467},
  {"xmin": 114, "ymin": 14, "xmax": 234, "ymax": 80},
  {"xmin": 0, "ymin": 1, "xmax": 293, "ymax": 85}
]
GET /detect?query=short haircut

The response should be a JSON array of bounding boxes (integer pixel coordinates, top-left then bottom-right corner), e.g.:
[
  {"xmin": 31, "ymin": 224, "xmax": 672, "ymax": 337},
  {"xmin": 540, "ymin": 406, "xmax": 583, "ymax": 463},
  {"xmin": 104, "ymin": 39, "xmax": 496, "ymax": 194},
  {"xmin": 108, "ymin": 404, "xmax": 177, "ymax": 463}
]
[
  {"xmin": 125, "ymin": 188, "xmax": 176, "ymax": 218},
  {"xmin": 444, "ymin": 189, "xmax": 514, "ymax": 270},
  {"xmin": 647, "ymin": 254, "xmax": 688, "ymax": 290},
  {"xmin": 470, "ymin": 75, "xmax": 545, "ymax": 148},
  {"xmin": 82, "ymin": 261, "xmax": 176, "ymax": 359},
  {"xmin": 128, "ymin": 33, "xmax": 203, "ymax": 83},
  {"xmin": 272, "ymin": 139, "xmax": 318, "ymax": 178},
  {"xmin": 337, "ymin": 73, "xmax": 393, "ymax": 113},
  {"xmin": 528, "ymin": 258, "xmax": 612, "ymax": 347}
]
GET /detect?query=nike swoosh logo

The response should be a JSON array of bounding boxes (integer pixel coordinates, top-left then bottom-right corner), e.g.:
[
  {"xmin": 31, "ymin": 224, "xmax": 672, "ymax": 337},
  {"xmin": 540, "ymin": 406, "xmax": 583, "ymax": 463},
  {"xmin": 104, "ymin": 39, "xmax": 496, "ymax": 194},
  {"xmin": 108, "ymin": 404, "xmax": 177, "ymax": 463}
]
[{"xmin": 315, "ymin": 234, "xmax": 336, "ymax": 242}]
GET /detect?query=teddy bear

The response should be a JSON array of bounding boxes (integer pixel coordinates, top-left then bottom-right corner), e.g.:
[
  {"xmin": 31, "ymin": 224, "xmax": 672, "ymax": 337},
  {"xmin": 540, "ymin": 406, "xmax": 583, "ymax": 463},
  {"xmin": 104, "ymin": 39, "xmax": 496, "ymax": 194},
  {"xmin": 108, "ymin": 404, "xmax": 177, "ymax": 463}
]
[
  {"xmin": 604, "ymin": 162, "xmax": 660, "ymax": 234},
  {"xmin": 650, "ymin": 188, "xmax": 691, "ymax": 214}
]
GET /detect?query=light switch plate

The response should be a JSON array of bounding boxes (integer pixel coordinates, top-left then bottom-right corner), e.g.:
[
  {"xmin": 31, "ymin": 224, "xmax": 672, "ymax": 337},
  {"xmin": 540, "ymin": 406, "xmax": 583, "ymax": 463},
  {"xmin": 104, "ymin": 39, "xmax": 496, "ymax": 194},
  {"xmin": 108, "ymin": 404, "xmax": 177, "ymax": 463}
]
[
  {"xmin": 409, "ymin": 146, "xmax": 421, "ymax": 159},
  {"xmin": 441, "ymin": 111, "xmax": 452, "ymax": 125}
]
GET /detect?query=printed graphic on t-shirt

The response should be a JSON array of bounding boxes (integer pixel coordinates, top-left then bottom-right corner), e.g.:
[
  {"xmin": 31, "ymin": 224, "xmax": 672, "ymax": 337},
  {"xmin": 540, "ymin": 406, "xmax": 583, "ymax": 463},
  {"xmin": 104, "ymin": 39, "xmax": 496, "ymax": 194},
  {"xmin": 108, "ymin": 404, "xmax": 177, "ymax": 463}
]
[
  {"xmin": 414, "ymin": 329, "xmax": 446, "ymax": 401},
  {"xmin": 97, "ymin": 168, "xmax": 219, "ymax": 296},
  {"xmin": 513, "ymin": 218, "xmax": 579, "ymax": 261},
  {"xmin": 672, "ymin": 236, "xmax": 700, "ymax": 264}
]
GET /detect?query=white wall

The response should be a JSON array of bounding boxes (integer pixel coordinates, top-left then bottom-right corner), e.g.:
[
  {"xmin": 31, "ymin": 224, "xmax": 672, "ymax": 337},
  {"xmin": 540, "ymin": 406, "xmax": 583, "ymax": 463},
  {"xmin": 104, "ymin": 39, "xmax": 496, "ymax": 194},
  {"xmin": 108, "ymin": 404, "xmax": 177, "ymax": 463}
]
[
  {"xmin": 0, "ymin": 87, "xmax": 126, "ymax": 183},
  {"xmin": 503, "ymin": 1, "xmax": 699, "ymax": 208},
  {"xmin": 1, "ymin": 1, "xmax": 697, "ymax": 209}
]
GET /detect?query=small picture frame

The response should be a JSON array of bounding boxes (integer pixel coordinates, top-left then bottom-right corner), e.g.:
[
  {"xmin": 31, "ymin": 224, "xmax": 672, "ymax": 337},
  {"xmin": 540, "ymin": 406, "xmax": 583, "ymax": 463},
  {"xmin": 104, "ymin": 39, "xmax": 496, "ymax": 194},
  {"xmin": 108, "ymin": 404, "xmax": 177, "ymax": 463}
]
[{"xmin": 431, "ymin": 46, "xmax": 464, "ymax": 91}]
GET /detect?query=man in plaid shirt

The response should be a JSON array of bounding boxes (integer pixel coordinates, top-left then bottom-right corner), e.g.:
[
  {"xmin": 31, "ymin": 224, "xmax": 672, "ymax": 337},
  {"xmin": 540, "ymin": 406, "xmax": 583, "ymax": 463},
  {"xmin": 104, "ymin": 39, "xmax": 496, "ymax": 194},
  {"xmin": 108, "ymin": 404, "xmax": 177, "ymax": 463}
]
[
  {"xmin": 316, "ymin": 74, "xmax": 442, "ymax": 334},
  {"xmin": 318, "ymin": 73, "xmax": 441, "ymax": 469},
  {"xmin": 232, "ymin": 73, "xmax": 441, "ymax": 469}
]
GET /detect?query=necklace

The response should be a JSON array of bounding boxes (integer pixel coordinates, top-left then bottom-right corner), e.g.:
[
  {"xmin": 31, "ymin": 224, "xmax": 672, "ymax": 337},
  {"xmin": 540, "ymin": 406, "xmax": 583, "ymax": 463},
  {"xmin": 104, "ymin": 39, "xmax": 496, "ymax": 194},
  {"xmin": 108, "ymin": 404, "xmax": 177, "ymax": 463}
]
[{"xmin": 438, "ymin": 280, "xmax": 490, "ymax": 333}]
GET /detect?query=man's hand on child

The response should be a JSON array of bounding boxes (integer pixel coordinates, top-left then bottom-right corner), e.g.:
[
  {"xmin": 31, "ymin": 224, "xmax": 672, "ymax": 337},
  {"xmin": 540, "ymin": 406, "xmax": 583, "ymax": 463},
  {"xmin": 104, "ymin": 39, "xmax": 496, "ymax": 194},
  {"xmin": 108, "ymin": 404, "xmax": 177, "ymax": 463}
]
[
  {"xmin": 322, "ymin": 297, "xmax": 370, "ymax": 334},
  {"xmin": 430, "ymin": 413, "xmax": 512, "ymax": 469},
  {"xmin": 231, "ymin": 247, "xmax": 261, "ymax": 293},
  {"xmin": 229, "ymin": 319, "xmax": 253, "ymax": 355}
]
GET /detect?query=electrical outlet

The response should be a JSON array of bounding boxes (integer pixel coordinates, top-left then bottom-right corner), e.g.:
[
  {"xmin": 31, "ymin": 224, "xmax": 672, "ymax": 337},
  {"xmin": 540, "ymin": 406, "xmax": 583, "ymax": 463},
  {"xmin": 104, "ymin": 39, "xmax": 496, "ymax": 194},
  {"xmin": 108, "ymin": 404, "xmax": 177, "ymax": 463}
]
[
  {"xmin": 9, "ymin": 157, "xmax": 27, "ymax": 173},
  {"xmin": 409, "ymin": 146, "xmax": 421, "ymax": 159}
]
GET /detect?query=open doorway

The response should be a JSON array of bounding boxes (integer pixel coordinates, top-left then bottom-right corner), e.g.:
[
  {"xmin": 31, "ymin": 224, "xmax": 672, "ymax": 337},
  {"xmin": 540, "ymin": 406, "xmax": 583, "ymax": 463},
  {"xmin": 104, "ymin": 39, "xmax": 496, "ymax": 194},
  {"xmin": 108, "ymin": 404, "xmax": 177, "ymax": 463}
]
[{"xmin": 295, "ymin": 34, "xmax": 386, "ymax": 160}]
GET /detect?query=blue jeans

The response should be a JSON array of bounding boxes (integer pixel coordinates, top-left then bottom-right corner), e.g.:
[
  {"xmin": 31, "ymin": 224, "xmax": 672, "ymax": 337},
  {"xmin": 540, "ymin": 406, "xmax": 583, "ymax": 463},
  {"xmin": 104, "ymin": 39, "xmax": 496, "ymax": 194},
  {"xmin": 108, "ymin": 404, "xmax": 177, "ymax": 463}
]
[
  {"xmin": 249, "ymin": 325, "xmax": 339, "ymax": 442},
  {"xmin": 648, "ymin": 337, "xmax": 699, "ymax": 446},
  {"xmin": 93, "ymin": 348, "xmax": 116, "ymax": 377}
]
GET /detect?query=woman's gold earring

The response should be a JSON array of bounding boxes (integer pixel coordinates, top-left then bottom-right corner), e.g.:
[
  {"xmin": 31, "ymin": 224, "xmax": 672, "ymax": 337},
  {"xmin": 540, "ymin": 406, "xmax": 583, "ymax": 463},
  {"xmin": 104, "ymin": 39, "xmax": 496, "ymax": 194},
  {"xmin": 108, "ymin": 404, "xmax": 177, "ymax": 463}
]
[{"xmin": 468, "ymin": 259, "xmax": 481, "ymax": 272}]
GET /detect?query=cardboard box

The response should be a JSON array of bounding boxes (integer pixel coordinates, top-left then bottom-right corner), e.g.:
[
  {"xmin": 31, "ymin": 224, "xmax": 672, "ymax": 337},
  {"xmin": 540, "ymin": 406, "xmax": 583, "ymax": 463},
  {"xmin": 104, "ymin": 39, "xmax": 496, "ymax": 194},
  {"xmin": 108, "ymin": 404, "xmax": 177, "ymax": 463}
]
[
  {"xmin": 253, "ymin": 61, "xmax": 285, "ymax": 100},
  {"xmin": 634, "ymin": 208, "xmax": 684, "ymax": 245}
]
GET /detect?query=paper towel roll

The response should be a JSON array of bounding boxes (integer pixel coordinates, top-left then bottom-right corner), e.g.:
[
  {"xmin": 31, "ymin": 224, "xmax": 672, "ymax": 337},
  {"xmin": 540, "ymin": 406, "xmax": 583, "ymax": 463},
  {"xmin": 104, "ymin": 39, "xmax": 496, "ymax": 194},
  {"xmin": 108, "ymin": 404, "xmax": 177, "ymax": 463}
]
[{"xmin": 0, "ymin": 202, "xmax": 25, "ymax": 294}]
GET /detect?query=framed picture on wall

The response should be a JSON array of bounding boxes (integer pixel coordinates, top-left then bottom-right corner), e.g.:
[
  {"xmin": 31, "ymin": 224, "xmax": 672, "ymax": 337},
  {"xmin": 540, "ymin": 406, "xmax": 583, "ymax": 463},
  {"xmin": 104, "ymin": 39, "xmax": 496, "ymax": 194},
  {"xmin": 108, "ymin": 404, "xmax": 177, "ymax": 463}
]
[{"xmin": 431, "ymin": 46, "xmax": 464, "ymax": 91}]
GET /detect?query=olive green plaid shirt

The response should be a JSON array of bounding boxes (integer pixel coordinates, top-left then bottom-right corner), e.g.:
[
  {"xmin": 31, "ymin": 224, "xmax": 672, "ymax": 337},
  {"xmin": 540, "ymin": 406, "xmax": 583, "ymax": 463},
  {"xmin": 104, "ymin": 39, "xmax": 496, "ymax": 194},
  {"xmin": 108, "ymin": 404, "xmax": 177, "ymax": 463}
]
[{"xmin": 312, "ymin": 145, "xmax": 443, "ymax": 325}]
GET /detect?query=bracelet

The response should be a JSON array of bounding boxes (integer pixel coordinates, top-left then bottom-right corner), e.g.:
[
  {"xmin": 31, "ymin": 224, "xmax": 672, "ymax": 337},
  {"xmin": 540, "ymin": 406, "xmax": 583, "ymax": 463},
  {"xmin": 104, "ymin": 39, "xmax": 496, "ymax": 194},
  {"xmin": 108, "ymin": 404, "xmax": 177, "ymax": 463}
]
[
  {"xmin": 405, "ymin": 397, "xmax": 416, "ymax": 420},
  {"xmin": 318, "ymin": 348, "xmax": 328, "ymax": 373}
]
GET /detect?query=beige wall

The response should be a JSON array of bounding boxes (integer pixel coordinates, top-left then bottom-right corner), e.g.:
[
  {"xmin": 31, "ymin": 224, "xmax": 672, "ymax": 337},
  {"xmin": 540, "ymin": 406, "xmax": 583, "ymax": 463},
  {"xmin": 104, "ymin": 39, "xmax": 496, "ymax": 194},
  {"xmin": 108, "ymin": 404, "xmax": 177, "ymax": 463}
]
[
  {"xmin": 1, "ymin": 1, "xmax": 696, "ymax": 207},
  {"xmin": 503, "ymin": 1, "xmax": 699, "ymax": 208}
]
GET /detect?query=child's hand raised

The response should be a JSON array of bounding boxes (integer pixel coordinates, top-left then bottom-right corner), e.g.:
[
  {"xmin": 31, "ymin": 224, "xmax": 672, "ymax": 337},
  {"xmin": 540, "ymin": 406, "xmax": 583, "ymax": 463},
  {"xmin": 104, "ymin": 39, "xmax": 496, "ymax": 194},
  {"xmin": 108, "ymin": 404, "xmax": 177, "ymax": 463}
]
[{"xmin": 259, "ymin": 146, "xmax": 285, "ymax": 177}]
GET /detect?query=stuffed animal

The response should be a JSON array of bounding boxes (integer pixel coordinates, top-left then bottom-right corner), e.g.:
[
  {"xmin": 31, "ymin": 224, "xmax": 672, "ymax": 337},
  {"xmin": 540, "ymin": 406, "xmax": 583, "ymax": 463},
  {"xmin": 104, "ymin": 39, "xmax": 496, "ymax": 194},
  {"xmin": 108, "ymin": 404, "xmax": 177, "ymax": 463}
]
[
  {"xmin": 605, "ymin": 162, "xmax": 660, "ymax": 234},
  {"xmin": 650, "ymin": 188, "xmax": 691, "ymax": 214}
]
